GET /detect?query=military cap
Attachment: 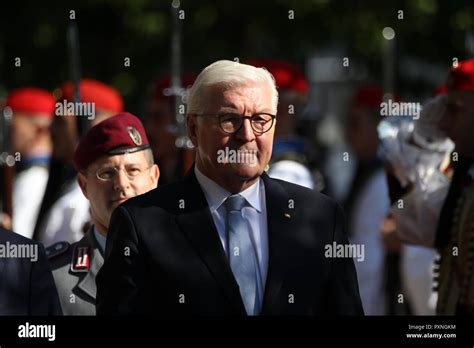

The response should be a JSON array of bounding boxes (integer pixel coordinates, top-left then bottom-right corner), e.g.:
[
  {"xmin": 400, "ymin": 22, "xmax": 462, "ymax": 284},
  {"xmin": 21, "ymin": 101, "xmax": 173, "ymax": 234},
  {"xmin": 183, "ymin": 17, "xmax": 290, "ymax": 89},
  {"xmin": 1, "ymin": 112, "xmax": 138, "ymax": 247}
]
[
  {"xmin": 59, "ymin": 79, "xmax": 124, "ymax": 113},
  {"xmin": 6, "ymin": 87, "xmax": 56, "ymax": 116},
  {"xmin": 73, "ymin": 112, "xmax": 150, "ymax": 171}
]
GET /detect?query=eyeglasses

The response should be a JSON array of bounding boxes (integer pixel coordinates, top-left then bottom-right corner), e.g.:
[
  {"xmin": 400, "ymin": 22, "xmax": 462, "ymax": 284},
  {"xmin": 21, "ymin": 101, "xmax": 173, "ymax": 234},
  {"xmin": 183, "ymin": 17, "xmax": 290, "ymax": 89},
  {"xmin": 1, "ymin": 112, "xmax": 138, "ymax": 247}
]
[
  {"xmin": 95, "ymin": 165, "xmax": 151, "ymax": 182},
  {"xmin": 195, "ymin": 113, "xmax": 276, "ymax": 135}
]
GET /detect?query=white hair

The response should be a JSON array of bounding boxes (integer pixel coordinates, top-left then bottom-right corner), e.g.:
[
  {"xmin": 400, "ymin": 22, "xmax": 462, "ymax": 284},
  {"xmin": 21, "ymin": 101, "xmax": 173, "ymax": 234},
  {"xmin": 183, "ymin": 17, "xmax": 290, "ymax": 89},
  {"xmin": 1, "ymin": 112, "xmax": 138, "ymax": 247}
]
[{"xmin": 187, "ymin": 60, "xmax": 278, "ymax": 114}]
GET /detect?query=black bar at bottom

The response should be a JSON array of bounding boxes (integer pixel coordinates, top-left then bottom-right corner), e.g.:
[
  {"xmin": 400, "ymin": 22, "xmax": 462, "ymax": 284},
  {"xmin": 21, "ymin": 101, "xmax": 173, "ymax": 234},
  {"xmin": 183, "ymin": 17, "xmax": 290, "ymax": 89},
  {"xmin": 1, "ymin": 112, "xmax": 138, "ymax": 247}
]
[{"xmin": 0, "ymin": 316, "xmax": 471, "ymax": 345}]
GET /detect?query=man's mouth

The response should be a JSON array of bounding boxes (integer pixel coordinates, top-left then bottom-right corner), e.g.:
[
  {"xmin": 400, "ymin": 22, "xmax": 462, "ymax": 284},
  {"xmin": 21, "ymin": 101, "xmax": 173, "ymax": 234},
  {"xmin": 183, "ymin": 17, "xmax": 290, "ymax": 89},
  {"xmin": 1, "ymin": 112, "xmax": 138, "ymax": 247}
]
[
  {"xmin": 111, "ymin": 197, "xmax": 128, "ymax": 204},
  {"xmin": 216, "ymin": 146, "xmax": 259, "ymax": 167}
]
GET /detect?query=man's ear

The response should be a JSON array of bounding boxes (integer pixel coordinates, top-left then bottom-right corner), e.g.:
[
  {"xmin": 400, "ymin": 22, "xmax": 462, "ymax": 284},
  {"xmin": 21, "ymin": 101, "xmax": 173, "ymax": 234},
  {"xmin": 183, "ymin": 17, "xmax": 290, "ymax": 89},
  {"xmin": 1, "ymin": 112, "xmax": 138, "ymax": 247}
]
[
  {"xmin": 186, "ymin": 114, "xmax": 199, "ymax": 148},
  {"xmin": 77, "ymin": 172, "xmax": 90, "ymax": 200},
  {"xmin": 151, "ymin": 164, "xmax": 160, "ymax": 188}
]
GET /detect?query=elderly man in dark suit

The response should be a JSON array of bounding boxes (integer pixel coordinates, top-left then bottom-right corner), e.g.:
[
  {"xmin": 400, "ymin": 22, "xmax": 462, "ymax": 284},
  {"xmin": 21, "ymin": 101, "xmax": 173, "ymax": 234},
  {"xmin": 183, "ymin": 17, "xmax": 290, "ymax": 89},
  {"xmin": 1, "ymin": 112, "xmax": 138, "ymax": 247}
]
[
  {"xmin": 97, "ymin": 60, "xmax": 363, "ymax": 316},
  {"xmin": 0, "ymin": 227, "xmax": 62, "ymax": 315}
]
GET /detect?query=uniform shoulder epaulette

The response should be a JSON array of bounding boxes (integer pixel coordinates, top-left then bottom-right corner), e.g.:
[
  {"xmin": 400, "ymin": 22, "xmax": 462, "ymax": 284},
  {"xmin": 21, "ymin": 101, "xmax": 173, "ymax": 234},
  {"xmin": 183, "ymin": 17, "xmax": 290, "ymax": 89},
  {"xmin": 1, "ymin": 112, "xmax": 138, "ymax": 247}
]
[{"xmin": 45, "ymin": 241, "xmax": 70, "ymax": 259}]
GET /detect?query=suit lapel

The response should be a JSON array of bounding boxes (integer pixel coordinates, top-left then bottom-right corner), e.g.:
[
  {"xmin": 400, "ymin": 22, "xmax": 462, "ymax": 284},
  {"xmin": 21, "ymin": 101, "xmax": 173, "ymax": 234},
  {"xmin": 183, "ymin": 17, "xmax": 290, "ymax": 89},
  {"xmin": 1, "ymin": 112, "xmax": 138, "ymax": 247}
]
[
  {"xmin": 175, "ymin": 170, "xmax": 246, "ymax": 314},
  {"xmin": 260, "ymin": 173, "xmax": 294, "ymax": 315}
]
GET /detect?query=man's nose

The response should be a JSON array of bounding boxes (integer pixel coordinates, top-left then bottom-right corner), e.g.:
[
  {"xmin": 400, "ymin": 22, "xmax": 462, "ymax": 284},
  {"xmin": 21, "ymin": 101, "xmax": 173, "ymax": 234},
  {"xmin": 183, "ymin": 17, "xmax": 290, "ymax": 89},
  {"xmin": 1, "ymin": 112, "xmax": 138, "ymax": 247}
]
[
  {"xmin": 235, "ymin": 118, "xmax": 255, "ymax": 142},
  {"xmin": 113, "ymin": 169, "xmax": 131, "ymax": 191}
]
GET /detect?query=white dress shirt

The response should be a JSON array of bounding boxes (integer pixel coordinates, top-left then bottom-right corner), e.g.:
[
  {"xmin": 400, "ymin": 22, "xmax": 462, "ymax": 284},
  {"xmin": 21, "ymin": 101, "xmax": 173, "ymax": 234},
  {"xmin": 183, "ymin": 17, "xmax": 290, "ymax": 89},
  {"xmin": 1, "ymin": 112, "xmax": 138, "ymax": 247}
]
[
  {"xmin": 194, "ymin": 166, "xmax": 269, "ymax": 298},
  {"xmin": 13, "ymin": 166, "xmax": 49, "ymax": 239}
]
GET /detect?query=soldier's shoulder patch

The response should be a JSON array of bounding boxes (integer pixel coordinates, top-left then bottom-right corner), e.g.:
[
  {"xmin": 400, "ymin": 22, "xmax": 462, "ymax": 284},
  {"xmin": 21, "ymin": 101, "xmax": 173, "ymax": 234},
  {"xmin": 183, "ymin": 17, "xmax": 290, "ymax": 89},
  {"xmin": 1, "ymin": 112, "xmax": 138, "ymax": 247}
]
[
  {"xmin": 70, "ymin": 244, "xmax": 90, "ymax": 273},
  {"xmin": 45, "ymin": 241, "xmax": 70, "ymax": 259}
]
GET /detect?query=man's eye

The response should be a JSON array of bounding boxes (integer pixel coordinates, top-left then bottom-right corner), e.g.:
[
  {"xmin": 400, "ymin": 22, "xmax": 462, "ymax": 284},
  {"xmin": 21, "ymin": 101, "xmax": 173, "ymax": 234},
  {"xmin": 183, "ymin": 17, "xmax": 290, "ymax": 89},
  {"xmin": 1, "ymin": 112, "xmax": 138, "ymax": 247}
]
[
  {"xmin": 127, "ymin": 168, "xmax": 141, "ymax": 176},
  {"xmin": 100, "ymin": 169, "xmax": 116, "ymax": 178},
  {"xmin": 253, "ymin": 115, "xmax": 271, "ymax": 123}
]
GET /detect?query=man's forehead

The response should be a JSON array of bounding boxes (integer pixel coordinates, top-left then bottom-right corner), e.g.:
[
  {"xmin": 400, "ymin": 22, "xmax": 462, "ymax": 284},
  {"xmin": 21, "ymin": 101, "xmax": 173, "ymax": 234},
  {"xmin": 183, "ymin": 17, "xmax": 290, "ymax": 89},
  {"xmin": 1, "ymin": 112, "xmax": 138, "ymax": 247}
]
[
  {"xmin": 90, "ymin": 150, "xmax": 147, "ymax": 168},
  {"xmin": 206, "ymin": 82, "xmax": 273, "ymax": 109},
  {"xmin": 12, "ymin": 112, "xmax": 51, "ymax": 123},
  {"xmin": 208, "ymin": 81, "xmax": 269, "ymax": 94}
]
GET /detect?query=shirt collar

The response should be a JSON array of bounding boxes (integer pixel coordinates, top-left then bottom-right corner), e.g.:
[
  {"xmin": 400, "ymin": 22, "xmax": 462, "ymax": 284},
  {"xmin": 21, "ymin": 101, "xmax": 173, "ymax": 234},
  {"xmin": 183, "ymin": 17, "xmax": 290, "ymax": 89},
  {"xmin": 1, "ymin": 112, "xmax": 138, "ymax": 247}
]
[{"xmin": 194, "ymin": 165, "xmax": 262, "ymax": 213}]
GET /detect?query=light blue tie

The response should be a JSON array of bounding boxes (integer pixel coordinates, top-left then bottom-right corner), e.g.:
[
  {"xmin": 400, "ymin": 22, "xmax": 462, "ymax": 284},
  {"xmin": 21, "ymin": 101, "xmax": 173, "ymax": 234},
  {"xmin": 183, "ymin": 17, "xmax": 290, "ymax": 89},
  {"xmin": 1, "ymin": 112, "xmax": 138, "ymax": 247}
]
[{"xmin": 225, "ymin": 194, "xmax": 259, "ymax": 315}]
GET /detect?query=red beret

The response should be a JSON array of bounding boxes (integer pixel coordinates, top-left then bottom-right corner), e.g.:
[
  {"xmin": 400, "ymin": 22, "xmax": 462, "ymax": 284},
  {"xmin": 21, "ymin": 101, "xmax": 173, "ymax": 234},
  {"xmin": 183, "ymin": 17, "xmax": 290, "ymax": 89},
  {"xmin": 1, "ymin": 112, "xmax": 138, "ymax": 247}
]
[
  {"xmin": 246, "ymin": 59, "xmax": 309, "ymax": 94},
  {"xmin": 6, "ymin": 87, "xmax": 55, "ymax": 116},
  {"xmin": 446, "ymin": 59, "xmax": 474, "ymax": 92},
  {"xmin": 60, "ymin": 79, "xmax": 124, "ymax": 113},
  {"xmin": 151, "ymin": 74, "xmax": 196, "ymax": 101},
  {"xmin": 73, "ymin": 112, "xmax": 150, "ymax": 171}
]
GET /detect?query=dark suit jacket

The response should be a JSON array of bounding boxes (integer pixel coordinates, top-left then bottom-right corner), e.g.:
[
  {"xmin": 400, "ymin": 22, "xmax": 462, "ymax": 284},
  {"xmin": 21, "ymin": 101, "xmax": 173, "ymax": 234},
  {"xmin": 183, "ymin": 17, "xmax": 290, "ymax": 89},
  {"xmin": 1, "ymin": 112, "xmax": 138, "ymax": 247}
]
[
  {"xmin": 0, "ymin": 228, "xmax": 62, "ymax": 315},
  {"xmin": 96, "ymin": 170, "xmax": 363, "ymax": 316}
]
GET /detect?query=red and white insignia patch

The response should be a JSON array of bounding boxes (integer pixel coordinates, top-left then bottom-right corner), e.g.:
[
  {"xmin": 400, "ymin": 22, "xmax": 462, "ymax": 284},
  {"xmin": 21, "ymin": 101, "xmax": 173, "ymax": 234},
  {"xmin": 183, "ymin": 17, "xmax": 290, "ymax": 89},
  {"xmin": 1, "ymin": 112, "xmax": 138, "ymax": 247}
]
[{"xmin": 71, "ymin": 246, "xmax": 90, "ymax": 272}]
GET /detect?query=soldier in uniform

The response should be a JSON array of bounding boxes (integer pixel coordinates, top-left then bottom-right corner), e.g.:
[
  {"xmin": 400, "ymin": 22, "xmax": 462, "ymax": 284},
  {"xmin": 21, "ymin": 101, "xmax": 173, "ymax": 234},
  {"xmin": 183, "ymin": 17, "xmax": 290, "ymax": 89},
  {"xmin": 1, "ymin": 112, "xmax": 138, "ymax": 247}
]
[
  {"xmin": 5, "ymin": 87, "xmax": 56, "ymax": 239},
  {"xmin": 343, "ymin": 85, "xmax": 391, "ymax": 315},
  {"xmin": 37, "ymin": 79, "xmax": 124, "ymax": 247},
  {"xmin": 436, "ymin": 58, "xmax": 474, "ymax": 314},
  {"xmin": 145, "ymin": 73, "xmax": 196, "ymax": 185},
  {"xmin": 46, "ymin": 112, "xmax": 159, "ymax": 315}
]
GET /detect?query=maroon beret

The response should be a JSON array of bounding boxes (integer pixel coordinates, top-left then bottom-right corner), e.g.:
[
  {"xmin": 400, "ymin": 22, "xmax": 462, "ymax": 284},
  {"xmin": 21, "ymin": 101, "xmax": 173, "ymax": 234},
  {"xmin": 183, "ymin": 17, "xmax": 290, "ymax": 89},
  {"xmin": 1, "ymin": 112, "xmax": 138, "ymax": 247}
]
[{"xmin": 73, "ymin": 112, "xmax": 150, "ymax": 171}]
